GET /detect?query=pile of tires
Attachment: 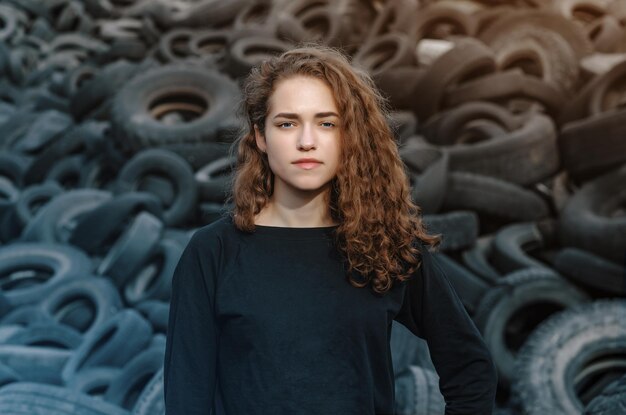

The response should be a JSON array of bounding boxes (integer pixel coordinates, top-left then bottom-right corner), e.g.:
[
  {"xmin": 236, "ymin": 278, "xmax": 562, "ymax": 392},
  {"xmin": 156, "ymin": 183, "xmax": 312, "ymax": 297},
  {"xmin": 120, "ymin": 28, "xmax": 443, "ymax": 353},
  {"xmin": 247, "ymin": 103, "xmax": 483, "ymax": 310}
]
[{"xmin": 0, "ymin": 0, "xmax": 624, "ymax": 414}]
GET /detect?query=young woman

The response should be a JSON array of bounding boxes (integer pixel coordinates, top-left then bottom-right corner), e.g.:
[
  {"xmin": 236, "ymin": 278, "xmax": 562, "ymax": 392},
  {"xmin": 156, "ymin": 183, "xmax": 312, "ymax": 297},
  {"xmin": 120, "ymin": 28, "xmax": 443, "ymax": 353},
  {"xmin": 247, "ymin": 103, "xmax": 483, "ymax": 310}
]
[{"xmin": 164, "ymin": 45, "xmax": 497, "ymax": 415}]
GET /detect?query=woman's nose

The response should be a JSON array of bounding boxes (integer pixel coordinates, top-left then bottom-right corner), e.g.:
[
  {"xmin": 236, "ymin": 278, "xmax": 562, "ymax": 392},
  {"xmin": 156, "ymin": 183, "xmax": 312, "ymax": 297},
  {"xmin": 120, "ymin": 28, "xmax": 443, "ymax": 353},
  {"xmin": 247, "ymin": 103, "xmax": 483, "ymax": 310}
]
[{"xmin": 297, "ymin": 124, "xmax": 317, "ymax": 150}]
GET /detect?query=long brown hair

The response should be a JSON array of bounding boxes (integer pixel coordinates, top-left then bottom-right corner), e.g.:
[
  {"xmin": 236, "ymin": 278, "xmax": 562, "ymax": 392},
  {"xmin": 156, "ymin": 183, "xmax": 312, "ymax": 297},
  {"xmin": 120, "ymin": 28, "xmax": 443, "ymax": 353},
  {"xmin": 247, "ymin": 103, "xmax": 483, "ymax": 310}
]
[{"xmin": 226, "ymin": 44, "xmax": 440, "ymax": 294}]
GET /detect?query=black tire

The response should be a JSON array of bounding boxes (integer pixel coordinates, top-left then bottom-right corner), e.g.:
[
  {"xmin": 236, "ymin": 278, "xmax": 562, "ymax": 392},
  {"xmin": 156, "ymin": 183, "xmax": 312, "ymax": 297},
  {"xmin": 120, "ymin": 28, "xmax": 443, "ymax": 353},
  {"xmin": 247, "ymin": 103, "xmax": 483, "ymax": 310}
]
[
  {"xmin": 352, "ymin": 32, "xmax": 417, "ymax": 78},
  {"xmin": 70, "ymin": 58, "xmax": 156, "ymax": 121},
  {"xmin": 0, "ymin": 362, "xmax": 20, "ymax": 388},
  {"xmin": 61, "ymin": 309, "xmax": 152, "ymax": 384},
  {"xmin": 557, "ymin": 163, "xmax": 626, "ymax": 263},
  {"xmin": 20, "ymin": 189, "xmax": 112, "ymax": 244},
  {"xmin": 512, "ymin": 300, "xmax": 626, "ymax": 415},
  {"xmin": 104, "ymin": 347, "xmax": 164, "ymax": 410},
  {"xmin": 66, "ymin": 367, "xmax": 121, "ymax": 399},
  {"xmin": 443, "ymin": 171, "xmax": 550, "ymax": 222},
  {"xmin": 422, "ymin": 210, "xmax": 478, "ymax": 252},
  {"xmin": 411, "ymin": 38, "xmax": 496, "ymax": 122},
  {"xmin": 96, "ymin": 211, "xmax": 163, "ymax": 288},
  {"xmin": 413, "ymin": 2, "xmax": 478, "ymax": 40},
  {"xmin": 388, "ymin": 111, "xmax": 418, "ymax": 145},
  {"xmin": 0, "ymin": 305, "xmax": 54, "ymax": 327},
  {"xmin": 553, "ymin": 247, "xmax": 625, "ymax": 296},
  {"xmin": 583, "ymin": 373, "xmax": 626, "ymax": 415},
  {"xmin": 400, "ymin": 140, "xmax": 448, "ymax": 215},
  {"xmin": 110, "ymin": 64, "xmax": 241, "ymax": 156},
  {"xmin": 115, "ymin": 149, "xmax": 197, "ymax": 227},
  {"xmin": 198, "ymin": 202, "xmax": 232, "ymax": 225},
  {"xmin": 491, "ymin": 222, "xmax": 552, "ymax": 274},
  {"xmin": 0, "ymin": 151, "xmax": 28, "ymax": 188},
  {"xmin": 0, "ymin": 382, "xmax": 130, "ymax": 415},
  {"xmin": 589, "ymin": 57, "xmax": 626, "ymax": 115},
  {"xmin": 431, "ymin": 252, "xmax": 491, "ymax": 315},
  {"xmin": 558, "ymin": 60, "xmax": 626, "ymax": 125},
  {"xmin": 461, "ymin": 236, "xmax": 502, "ymax": 285},
  {"xmin": 135, "ymin": 300, "xmax": 169, "ymax": 334},
  {"xmin": 21, "ymin": 120, "xmax": 108, "ymax": 187},
  {"xmin": 363, "ymin": 0, "xmax": 419, "ymax": 42},
  {"xmin": 421, "ymin": 101, "xmax": 521, "ymax": 147},
  {"xmin": 0, "ymin": 345, "xmax": 71, "ymax": 385},
  {"xmin": 394, "ymin": 365, "xmax": 445, "ymax": 415},
  {"xmin": 474, "ymin": 268, "xmax": 590, "ymax": 389},
  {"xmin": 69, "ymin": 191, "xmax": 163, "ymax": 255},
  {"xmin": 156, "ymin": 28, "xmax": 194, "ymax": 63},
  {"xmin": 226, "ymin": 36, "xmax": 292, "ymax": 79},
  {"xmin": 131, "ymin": 368, "xmax": 164, "ymax": 415},
  {"xmin": 446, "ymin": 113, "xmax": 559, "ymax": 186},
  {"xmin": 40, "ymin": 277, "xmax": 122, "ymax": 336},
  {"xmin": 559, "ymin": 108, "xmax": 626, "ymax": 181},
  {"xmin": 4, "ymin": 322, "xmax": 82, "ymax": 350},
  {"xmin": 479, "ymin": 9, "xmax": 592, "ymax": 62},
  {"xmin": 443, "ymin": 69, "xmax": 567, "ymax": 117},
  {"xmin": 0, "ymin": 243, "xmax": 93, "ymax": 307},
  {"xmin": 123, "ymin": 238, "xmax": 183, "ymax": 305},
  {"xmin": 45, "ymin": 154, "xmax": 85, "ymax": 190},
  {"xmin": 390, "ymin": 320, "xmax": 434, "ymax": 377},
  {"xmin": 195, "ymin": 155, "xmax": 235, "ymax": 203},
  {"xmin": 14, "ymin": 181, "xmax": 64, "ymax": 230}
]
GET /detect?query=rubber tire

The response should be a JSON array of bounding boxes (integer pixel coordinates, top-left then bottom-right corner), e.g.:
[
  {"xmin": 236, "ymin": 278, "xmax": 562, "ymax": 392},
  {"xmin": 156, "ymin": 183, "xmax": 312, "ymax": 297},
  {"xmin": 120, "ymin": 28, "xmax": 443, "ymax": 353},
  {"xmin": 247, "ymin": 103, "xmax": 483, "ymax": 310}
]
[
  {"xmin": 442, "ymin": 171, "xmax": 550, "ymax": 222},
  {"xmin": 0, "ymin": 382, "xmax": 131, "ymax": 415},
  {"xmin": 61, "ymin": 309, "xmax": 152, "ymax": 384},
  {"xmin": 491, "ymin": 222, "xmax": 552, "ymax": 274},
  {"xmin": 557, "ymin": 163, "xmax": 626, "ymax": 263},
  {"xmin": 40, "ymin": 276, "xmax": 122, "ymax": 336},
  {"xmin": 431, "ymin": 252, "xmax": 491, "ymax": 315},
  {"xmin": 461, "ymin": 236, "xmax": 502, "ymax": 285},
  {"xmin": 19, "ymin": 189, "xmax": 112, "ymax": 244},
  {"xmin": 513, "ymin": 300, "xmax": 626, "ymax": 415},
  {"xmin": 583, "ymin": 373, "xmax": 626, "ymax": 415},
  {"xmin": 474, "ymin": 268, "xmax": 590, "ymax": 389},
  {"xmin": 446, "ymin": 113, "xmax": 559, "ymax": 186},
  {"xmin": 131, "ymin": 368, "xmax": 164, "ymax": 415},
  {"xmin": 96, "ymin": 211, "xmax": 163, "ymax": 288},
  {"xmin": 0, "ymin": 345, "xmax": 71, "ymax": 385},
  {"xmin": 0, "ymin": 243, "xmax": 93, "ymax": 307},
  {"xmin": 104, "ymin": 347, "xmax": 165, "ymax": 410},
  {"xmin": 123, "ymin": 238, "xmax": 183, "ymax": 305},
  {"xmin": 559, "ymin": 108, "xmax": 626, "ymax": 181},
  {"xmin": 394, "ymin": 365, "xmax": 445, "ymax": 415},
  {"xmin": 110, "ymin": 64, "xmax": 240, "ymax": 156},
  {"xmin": 422, "ymin": 210, "xmax": 479, "ymax": 252},
  {"xmin": 553, "ymin": 247, "xmax": 625, "ymax": 296},
  {"xmin": 69, "ymin": 191, "xmax": 163, "ymax": 255},
  {"xmin": 115, "ymin": 148, "xmax": 197, "ymax": 227}
]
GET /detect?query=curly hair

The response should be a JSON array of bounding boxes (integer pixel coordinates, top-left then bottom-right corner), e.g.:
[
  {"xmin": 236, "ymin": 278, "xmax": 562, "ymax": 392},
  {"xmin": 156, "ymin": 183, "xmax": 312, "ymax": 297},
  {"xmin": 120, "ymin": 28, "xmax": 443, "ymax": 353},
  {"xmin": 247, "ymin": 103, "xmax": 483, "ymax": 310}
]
[{"xmin": 226, "ymin": 44, "xmax": 440, "ymax": 294}]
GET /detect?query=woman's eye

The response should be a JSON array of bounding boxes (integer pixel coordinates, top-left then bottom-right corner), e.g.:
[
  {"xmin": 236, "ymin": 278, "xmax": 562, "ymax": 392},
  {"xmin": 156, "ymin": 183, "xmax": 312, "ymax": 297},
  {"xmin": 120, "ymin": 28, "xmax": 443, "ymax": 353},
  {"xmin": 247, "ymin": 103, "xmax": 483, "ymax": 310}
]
[
  {"xmin": 278, "ymin": 122, "xmax": 295, "ymax": 128},
  {"xmin": 321, "ymin": 122, "xmax": 335, "ymax": 127}
]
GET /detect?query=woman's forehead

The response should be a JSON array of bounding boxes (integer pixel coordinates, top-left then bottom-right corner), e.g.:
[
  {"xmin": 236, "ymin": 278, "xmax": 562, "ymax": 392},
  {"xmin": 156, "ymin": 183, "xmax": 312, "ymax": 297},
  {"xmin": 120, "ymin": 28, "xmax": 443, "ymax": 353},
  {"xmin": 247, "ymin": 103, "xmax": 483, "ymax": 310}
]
[{"xmin": 267, "ymin": 76, "xmax": 339, "ymax": 116}]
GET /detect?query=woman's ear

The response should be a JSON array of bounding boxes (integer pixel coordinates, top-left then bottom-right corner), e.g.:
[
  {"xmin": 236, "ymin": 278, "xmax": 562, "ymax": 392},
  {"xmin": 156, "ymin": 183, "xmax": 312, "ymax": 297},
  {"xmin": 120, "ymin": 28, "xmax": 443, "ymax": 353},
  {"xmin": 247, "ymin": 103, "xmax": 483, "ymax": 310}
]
[{"xmin": 254, "ymin": 124, "xmax": 266, "ymax": 153}]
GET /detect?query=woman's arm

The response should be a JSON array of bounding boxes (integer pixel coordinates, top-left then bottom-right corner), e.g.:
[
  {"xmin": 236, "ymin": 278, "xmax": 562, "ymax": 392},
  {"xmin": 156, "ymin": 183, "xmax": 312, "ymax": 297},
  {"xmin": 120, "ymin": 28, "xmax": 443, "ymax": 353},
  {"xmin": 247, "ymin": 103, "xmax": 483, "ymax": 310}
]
[
  {"xmin": 164, "ymin": 235, "xmax": 219, "ymax": 415},
  {"xmin": 394, "ymin": 241, "xmax": 498, "ymax": 415}
]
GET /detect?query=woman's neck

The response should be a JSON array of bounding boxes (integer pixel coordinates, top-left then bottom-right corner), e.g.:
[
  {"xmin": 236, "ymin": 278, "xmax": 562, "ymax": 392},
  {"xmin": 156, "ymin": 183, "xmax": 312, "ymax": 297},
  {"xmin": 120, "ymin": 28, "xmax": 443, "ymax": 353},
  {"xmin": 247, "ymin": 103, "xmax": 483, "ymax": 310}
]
[{"xmin": 254, "ymin": 200, "xmax": 337, "ymax": 228}]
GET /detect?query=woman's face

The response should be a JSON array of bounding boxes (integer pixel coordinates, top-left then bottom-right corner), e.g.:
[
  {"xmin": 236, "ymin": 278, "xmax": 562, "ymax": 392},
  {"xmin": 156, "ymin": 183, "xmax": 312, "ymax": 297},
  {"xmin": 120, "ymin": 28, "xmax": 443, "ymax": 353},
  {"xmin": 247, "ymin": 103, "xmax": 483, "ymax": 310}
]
[{"xmin": 255, "ymin": 75, "xmax": 341, "ymax": 198}]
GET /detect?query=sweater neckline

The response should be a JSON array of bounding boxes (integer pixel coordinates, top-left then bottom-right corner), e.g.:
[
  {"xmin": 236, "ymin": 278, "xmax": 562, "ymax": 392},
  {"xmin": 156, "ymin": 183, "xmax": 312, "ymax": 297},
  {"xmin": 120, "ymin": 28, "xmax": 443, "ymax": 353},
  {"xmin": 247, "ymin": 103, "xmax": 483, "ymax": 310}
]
[{"xmin": 252, "ymin": 223, "xmax": 339, "ymax": 239}]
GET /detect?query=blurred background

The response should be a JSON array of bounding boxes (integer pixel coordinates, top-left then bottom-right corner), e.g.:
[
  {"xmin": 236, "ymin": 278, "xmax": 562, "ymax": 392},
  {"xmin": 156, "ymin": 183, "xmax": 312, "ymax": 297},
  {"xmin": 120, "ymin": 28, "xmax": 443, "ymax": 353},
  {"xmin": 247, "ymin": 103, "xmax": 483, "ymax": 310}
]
[{"xmin": 0, "ymin": 0, "xmax": 624, "ymax": 414}]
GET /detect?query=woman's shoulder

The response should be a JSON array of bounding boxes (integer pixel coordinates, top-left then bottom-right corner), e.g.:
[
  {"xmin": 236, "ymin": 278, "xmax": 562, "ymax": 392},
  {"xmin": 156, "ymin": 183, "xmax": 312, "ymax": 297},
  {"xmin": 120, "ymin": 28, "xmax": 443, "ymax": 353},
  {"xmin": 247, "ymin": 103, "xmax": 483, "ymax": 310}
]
[{"xmin": 187, "ymin": 214, "xmax": 239, "ymax": 250}]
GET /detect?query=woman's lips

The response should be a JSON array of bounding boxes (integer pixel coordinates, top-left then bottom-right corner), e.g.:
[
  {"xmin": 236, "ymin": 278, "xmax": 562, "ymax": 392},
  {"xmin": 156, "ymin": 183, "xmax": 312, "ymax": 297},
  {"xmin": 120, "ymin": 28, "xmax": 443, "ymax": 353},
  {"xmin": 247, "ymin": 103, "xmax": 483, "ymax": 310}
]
[{"xmin": 294, "ymin": 162, "xmax": 322, "ymax": 170}]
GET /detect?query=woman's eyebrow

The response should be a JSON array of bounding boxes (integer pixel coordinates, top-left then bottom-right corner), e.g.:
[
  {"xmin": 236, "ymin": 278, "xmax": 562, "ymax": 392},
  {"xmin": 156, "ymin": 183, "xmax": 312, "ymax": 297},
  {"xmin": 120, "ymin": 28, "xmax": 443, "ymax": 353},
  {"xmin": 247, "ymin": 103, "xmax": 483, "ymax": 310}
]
[{"xmin": 272, "ymin": 112, "xmax": 340, "ymax": 120}]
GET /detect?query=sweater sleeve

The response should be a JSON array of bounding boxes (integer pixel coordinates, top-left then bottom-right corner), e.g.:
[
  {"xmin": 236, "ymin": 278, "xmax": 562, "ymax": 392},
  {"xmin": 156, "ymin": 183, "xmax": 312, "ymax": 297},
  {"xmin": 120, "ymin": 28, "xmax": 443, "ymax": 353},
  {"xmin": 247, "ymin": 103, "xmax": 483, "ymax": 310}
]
[
  {"xmin": 394, "ymin": 243, "xmax": 498, "ymax": 415},
  {"xmin": 164, "ymin": 234, "xmax": 219, "ymax": 415}
]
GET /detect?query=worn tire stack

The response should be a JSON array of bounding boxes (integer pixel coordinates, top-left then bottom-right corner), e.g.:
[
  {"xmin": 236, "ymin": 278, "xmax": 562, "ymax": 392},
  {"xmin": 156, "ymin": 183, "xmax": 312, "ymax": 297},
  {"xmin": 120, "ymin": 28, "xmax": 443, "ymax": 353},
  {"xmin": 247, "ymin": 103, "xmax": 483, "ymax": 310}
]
[{"xmin": 0, "ymin": 0, "xmax": 624, "ymax": 414}]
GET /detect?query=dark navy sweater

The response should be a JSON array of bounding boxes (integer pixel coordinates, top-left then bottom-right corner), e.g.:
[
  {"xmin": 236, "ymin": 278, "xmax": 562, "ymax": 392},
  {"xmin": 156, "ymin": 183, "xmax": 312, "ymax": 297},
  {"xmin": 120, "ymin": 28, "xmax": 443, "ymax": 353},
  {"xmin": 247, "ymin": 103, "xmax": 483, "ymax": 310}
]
[{"xmin": 164, "ymin": 215, "xmax": 497, "ymax": 415}]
